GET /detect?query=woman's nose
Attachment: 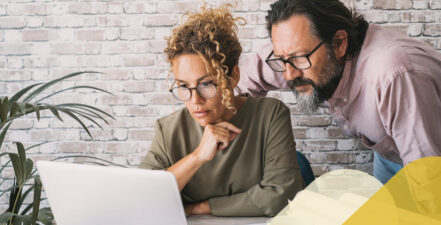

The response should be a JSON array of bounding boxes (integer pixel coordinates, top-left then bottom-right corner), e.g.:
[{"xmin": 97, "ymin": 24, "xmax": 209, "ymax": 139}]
[{"xmin": 189, "ymin": 89, "xmax": 204, "ymax": 104}]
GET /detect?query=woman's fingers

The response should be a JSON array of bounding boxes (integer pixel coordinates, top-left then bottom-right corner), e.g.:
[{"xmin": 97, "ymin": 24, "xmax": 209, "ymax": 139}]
[{"xmin": 215, "ymin": 121, "xmax": 241, "ymax": 134}]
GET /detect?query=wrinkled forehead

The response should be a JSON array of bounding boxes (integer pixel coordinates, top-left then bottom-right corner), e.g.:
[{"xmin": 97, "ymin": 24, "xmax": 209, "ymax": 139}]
[{"xmin": 271, "ymin": 15, "xmax": 318, "ymax": 56}]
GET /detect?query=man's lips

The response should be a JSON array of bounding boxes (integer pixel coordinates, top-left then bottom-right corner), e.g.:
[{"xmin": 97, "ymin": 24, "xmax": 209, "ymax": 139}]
[{"xmin": 193, "ymin": 110, "xmax": 208, "ymax": 118}]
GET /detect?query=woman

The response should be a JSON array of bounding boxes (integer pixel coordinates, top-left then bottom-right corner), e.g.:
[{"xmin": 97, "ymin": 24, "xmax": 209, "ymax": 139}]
[{"xmin": 140, "ymin": 5, "xmax": 304, "ymax": 217}]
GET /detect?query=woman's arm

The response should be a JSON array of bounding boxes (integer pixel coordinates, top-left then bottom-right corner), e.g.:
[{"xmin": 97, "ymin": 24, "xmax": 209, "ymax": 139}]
[{"xmin": 167, "ymin": 121, "xmax": 241, "ymax": 191}]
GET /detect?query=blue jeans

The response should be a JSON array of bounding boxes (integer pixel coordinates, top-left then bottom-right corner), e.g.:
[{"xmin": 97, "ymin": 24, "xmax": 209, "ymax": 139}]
[{"xmin": 373, "ymin": 152, "xmax": 403, "ymax": 184}]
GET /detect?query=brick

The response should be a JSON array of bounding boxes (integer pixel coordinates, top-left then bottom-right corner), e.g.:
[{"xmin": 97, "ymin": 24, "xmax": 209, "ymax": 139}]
[
  {"xmin": 157, "ymin": 1, "xmax": 200, "ymax": 13},
  {"xmin": 413, "ymin": 0, "xmax": 429, "ymax": 9},
  {"xmin": 0, "ymin": 5, "xmax": 6, "ymax": 15},
  {"xmin": 408, "ymin": 23, "xmax": 423, "ymax": 36},
  {"xmin": 9, "ymin": 119, "xmax": 33, "ymax": 129},
  {"xmin": 47, "ymin": 3, "xmax": 69, "ymax": 15},
  {"xmin": 30, "ymin": 43, "xmax": 51, "ymax": 55},
  {"xmin": 296, "ymin": 116, "xmax": 332, "ymax": 127},
  {"xmin": 23, "ymin": 56, "xmax": 58, "ymax": 68},
  {"xmin": 423, "ymin": 24, "xmax": 441, "ymax": 36},
  {"xmin": 362, "ymin": 11, "xmax": 387, "ymax": 23},
  {"xmin": 58, "ymin": 142, "xmax": 88, "ymax": 153},
  {"xmin": 122, "ymin": 81, "xmax": 155, "ymax": 93},
  {"xmin": 68, "ymin": 2, "xmax": 107, "ymax": 14},
  {"xmin": 108, "ymin": 2, "xmax": 124, "ymax": 14},
  {"xmin": 354, "ymin": 0, "xmax": 372, "ymax": 10},
  {"xmin": 45, "ymin": 16, "xmax": 84, "ymax": 28},
  {"xmin": 30, "ymin": 130, "xmax": 79, "ymax": 141},
  {"xmin": 77, "ymin": 30, "xmax": 104, "ymax": 41},
  {"xmin": 27, "ymin": 16, "xmax": 44, "ymax": 28},
  {"xmin": 0, "ymin": 17, "xmax": 26, "ymax": 29},
  {"xmin": 235, "ymin": 0, "xmax": 260, "ymax": 12},
  {"xmin": 80, "ymin": 129, "xmax": 127, "ymax": 141},
  {"xmin": 104, "ymin": 15, "xmax": 144, "ymax": 27},
  {"xmin": 148, "ymin": 40, "xmax": 167, "ymax": 53},
  {"xmin": 238, "ymin": 26, "xmax": 257, "ymax": 39},
  {"xmin": 293, "ymin": 128, "xmax": 307, "ymax": 139},
  {"xmin": 99, "ymin": 94, "xmax": 132, "ymax": 105},
  {"xmin": 104, "ymin": 142, "xmax": 141, "ymax": 154},
  {"xmin": 401, "ymin": 11, "xmax": 434, "ymax": 23},
  {"xmin": 99, "ymin": 69, "xmax": 131, "ymax": 80},
  {"xmin": 52, "ymin": 43, "xmax": 84, "ymax": 55},
  {"xmin": 154, "ymin": 27, "xmax": 172, "ymax": 40},
  {"xmin": 129, "ymin": 129, "xmax": 155, "ymax": 141},
  {"xmin": 112, "ymin": 105, "xmax": 159, "ymax": 117},
  {"xmin": 22, "ymin": 30, "xmax": 49, "ymax": 41},
  {"xmin": 429, "ymin": 0, "xmax": 441, "ymax": 9},
  {"xmin": 120, "ymin": 27, "xmax": 154, "ymax": 40},
  {"xmin": 336, "ymin": 139, "xmax": 358, "ymax": 150},
  {"xmin": 310, "ymin": 164, "xmax": 328, "ymax": 176},
  {"xmin": 373, "ymin": 0, "xmax": 413, "ymax": 9},
  {"xmin": 355, "ymin": 150, "xmax": 374, "ymax": 163},
  {"xmin": 108, "ymin": 117, "xmax": 156, "ymax": 129},
  {"xmin": 306, "ymin": 127, "xmax": 328, "ymax": 139},
  {"xmin": 145, "ymin": 15, "xmax": 178, "ymax": 27},
  {"xmin": 124, "ymin": 2, "xmax": 156, "ymax": 14},
  {"xmin": 4, "ymin": 30, "xmax": 22, "ymax": 42},
  {"xmin": 124, "ymin": 55, "xmax": 155, "ymax": 67},
  {"xmin": 56, "ymin": 29, "xmax": 75, "ymax": 41},
  {"xmin": 382, "ymin": 25, "xmax": 408, "ymax": 35},
  {"xmin": 102, "ymin": 42, "xmax": 133, "ymax": 54},
  {"xmin": 6, "ymin": 56, "xmax": 23, "ymax": 69},
  {"xmin": 0, "ymin": 70, "xmax": 32, "ymax": 81},
  {"xmin": 302, "ymin": 140, "xmax": 337, "ymax": 151},
  {"xmin": 7, "ymin": 3, "xmax": 47, "ymax": 16}
]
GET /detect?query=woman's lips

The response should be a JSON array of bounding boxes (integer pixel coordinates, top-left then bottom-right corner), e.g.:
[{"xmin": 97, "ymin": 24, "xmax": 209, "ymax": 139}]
[{"xmin": 193, "ymin": 110, "xmax": 208, "ymax": 118}]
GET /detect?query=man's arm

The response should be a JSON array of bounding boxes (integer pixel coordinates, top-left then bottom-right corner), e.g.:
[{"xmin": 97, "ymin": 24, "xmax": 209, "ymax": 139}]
[
  {"xmin": 237, "ymin": 41, "xmax": 290, "ymax": 96},
  {"xmin": 378, "ymin": 71, "xmax": 441, "ymax": 165}
]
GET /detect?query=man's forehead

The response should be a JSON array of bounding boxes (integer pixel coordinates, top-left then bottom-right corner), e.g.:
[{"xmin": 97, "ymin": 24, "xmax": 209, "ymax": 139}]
[{"xmin": 271, "ymin": 15, "xmax": 316, "ymax": 56}]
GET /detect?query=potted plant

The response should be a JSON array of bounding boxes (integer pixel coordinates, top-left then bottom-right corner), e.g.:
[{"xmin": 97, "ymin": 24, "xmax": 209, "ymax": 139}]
[{"xmin": 0, "ymin": 72, "xmax": 116, "ymax": 225}]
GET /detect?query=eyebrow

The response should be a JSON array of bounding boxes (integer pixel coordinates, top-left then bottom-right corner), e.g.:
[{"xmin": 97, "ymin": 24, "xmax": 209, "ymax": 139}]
[
  {"xmin": 274, "ymin": 49, "xmax": 308, "ymax": 58},
  {"xmin": 175, "ymin": 74, "xmax": 212, "ymax": 84}
]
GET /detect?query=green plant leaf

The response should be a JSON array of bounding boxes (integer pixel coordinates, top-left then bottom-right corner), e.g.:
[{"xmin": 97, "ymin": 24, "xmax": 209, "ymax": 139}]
[
  {"xmin": 57, "ymin": 103, "xmax": 115, "ymax": 120},
  {"xmin": 36, "ymin": 85, "xmax": 114, "ymax": 104},
  {"xmin": 40, "ymin": 104, "xmax": 62, "ymax": 122},
  {"xmin": 67, "ymin": 109, "xmax": 104, "ymax": 130},
  {"xmin": 19, "ymin": 185, "xmax": 35, "ymax": 215},
  {"xmin": 52, "ymin": 155, "xmax": 127, "ymax": 168},
  {"xmin": 31, "ymin": 176, "xmax": 42, "ymax": 225},
  {"xmin": 0, "ymin": 122, "xmax": 12, "ymax": 150},
  {"xmin": 0, "ymin": 212, "xmax": 15, "ymax": 224},
  {"xmin": 8, "ymin": 154, "xmax": 24, "ymax": 186},
  {"xmin": 8, "ymin": 83, "xmax": 42, "ymax": 105},
  {"xmin": 22, "ymin": 71, "xmax": 100, "ymax": 103},
  {"xmin": 0, "ymin": 97, "xmax": 9, "ymax": 124},
  {"xmin": 62, "ymin": 106, "xmax": 110, "ymax": 125},
  {"xmin": 57, "ymin": 109, "xmax": 91, "ymax": 138},
  {"xmin": 36, "ymin": 208, "xmax": 53, "ymax": 225}
]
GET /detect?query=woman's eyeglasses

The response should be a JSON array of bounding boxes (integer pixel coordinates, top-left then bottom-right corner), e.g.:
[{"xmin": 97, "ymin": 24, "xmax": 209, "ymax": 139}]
[{"xmin": 169, "ymin": 81, "xmax": 218, "ymax": 101}]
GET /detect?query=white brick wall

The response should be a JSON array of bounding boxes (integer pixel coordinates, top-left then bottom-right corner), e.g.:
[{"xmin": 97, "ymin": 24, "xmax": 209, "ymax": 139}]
[{"xmin": 1, "ymin": 0, "xmax": 441, "ymax": 207}]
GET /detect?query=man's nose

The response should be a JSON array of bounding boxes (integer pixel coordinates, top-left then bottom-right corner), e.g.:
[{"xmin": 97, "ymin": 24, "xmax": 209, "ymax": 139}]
[{"xmin": 283, "ymin": 63, "xmax": 303, "ymax": 81}]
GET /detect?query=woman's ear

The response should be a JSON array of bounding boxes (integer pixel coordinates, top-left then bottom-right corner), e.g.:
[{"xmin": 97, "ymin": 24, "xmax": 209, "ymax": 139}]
[{"xmin": 229, "ymin": 65, "xmax": 240, "ymax": 88}]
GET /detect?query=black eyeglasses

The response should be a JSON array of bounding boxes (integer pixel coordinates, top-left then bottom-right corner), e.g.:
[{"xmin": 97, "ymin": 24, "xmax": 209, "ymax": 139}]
[
  {"xmin": 265, "ymin": 40, "xmax": 326, "ymax": 72},
  {"xmin": 169, "ymin": 81, "xmax": 218, "ymax": 102}
]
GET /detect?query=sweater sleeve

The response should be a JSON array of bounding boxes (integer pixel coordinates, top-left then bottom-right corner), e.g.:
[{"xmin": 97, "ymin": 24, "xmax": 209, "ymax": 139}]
[
  {"xmin": 138, "ymin": 120, "xmax": 172, "ymax": 170},
  {"xmin": 208, "ymin": 102, "xmax": 304, "ymax": 216}
]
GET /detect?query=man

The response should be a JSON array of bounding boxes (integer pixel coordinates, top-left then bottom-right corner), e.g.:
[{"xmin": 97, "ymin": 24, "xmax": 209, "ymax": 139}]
[{"xmin": 237, "ymin": 0, "xmax": 441, "ymax": 184}]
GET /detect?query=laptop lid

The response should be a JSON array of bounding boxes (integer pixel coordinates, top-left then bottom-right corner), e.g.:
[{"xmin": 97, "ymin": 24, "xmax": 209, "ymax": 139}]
[{"xmin": 37, "ymin": 161, "xmax": 187, "ymax": 225}]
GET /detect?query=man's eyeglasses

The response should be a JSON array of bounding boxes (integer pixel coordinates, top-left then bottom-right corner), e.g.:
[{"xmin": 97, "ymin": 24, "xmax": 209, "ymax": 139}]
[
  {"xmin": 169, "ymin": 81, "xmax": 218, "ymax": 102},
  {"xmin": 265, "ymin": 40, "xmax": 326, "ymax": 72}
]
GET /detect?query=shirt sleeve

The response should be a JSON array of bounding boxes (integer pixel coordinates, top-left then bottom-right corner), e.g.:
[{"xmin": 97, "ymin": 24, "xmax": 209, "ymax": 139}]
[
  {"xmin": 236, "ymin": 41, "xmax": 290, "ymax": 96},
  {"xmin": 208, "ymin": 101, "xmax": 305, "ymax": 216},
  {"xmin": 378, "ymin": 70, "xmax": 441, "ymax": 166},
  {"xmin": 138, "ymin": 120, "xmax": 172, "ymax": 170}
]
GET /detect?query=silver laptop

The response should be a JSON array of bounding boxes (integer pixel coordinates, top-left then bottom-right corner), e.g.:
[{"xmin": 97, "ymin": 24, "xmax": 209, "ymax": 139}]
[{"xmin": 37, "ymin": 161, "xmax": 187, "ymax": 225}]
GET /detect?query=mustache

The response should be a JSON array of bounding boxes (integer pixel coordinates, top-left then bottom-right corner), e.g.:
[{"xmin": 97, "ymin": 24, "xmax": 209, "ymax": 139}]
[{"xmin": 289, "ymin": 77, "xmax": 316, "ymax": 89}]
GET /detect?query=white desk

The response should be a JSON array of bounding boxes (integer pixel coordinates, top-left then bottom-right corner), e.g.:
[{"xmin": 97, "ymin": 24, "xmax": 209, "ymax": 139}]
[{"xmin": 187, "ymin": 215, "xmax": 271, "ymax": 225}]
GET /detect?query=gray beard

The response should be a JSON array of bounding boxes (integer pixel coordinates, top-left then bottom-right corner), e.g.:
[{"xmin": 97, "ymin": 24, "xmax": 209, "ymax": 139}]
[
  {"xmin": 295, "ymin": 89, "xmax": 320, "ymax": 115},
  {"xmin": 290, "ymin": 47, "xmax": 344, "ymax": 115}
]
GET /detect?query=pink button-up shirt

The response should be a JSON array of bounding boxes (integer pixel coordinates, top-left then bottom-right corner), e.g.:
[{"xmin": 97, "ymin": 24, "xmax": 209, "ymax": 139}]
[{"xmin": 237, "ymin": 24, "xmax": 441, "ymax": 165}]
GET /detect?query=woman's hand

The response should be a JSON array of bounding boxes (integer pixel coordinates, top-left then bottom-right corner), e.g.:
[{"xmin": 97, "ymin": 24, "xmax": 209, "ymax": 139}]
[
  {"xmin": 193, "ymin": 121, "xmax": 241, "ymax": 164},
  {"xmin": 185, "ymin": 200, "xmax": 211, "ymax": 216}
]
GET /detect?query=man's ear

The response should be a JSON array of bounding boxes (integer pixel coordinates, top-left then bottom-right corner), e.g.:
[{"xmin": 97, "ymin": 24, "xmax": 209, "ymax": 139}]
[
  {"xmin": 229, "ymin": 65, "xmax": 240, "ymax": 88},
  {"xmin": 333, "ymin": 30, "xmax": 348, "ymax": 60}
]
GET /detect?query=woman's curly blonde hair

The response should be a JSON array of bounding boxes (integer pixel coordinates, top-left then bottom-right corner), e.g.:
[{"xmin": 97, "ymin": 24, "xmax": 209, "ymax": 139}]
[{"xmin": 165, "ymin": 4, "xmax": 245, "ymax": 114}]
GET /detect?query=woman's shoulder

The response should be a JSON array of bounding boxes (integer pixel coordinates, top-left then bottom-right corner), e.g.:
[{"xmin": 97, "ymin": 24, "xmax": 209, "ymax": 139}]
[
  {"xmin": 155, "ymin": 107, "xmax": 193, "ymax": 130},
  {"xmin": 246, "ymin": 96, "xmax": 290, "ymax": 113}
]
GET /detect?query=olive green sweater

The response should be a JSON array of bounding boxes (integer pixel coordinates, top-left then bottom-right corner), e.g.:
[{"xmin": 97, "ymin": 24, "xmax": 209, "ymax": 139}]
[{"xmin": 139, "ymin": 97, "xmax": 304, "ymax": 216}]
